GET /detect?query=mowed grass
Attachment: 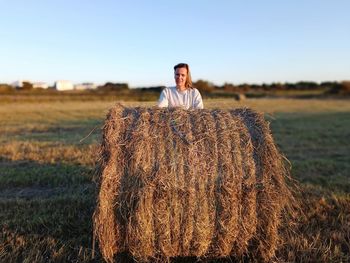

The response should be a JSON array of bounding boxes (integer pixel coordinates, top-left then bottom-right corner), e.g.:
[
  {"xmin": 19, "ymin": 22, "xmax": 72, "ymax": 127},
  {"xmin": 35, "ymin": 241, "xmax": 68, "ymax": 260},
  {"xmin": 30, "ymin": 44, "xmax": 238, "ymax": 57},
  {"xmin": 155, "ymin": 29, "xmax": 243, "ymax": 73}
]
[{"xmin": 0, "ymin": 98, "xmax": 349, "ymax": 262}]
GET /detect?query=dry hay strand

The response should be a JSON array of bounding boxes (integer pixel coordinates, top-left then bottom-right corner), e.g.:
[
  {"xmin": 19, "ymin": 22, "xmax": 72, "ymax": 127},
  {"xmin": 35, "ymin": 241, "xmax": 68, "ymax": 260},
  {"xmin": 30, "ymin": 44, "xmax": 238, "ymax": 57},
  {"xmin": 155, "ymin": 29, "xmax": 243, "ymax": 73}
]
[
  {"xmin": 231, "ymin": 108, "xmax": 294, "ymax": 260},
  {"xmin": 208, "ymin": 110, "xmax": 240, "ymax": 257},
  {"xmin": 93, "ymin": 105, "xmax": 126, "ymax": 262},
  {"xmin": 93, "ymin": 104, "xmax": 294, "ymax": 262},
  {"xmin": 223, "ymin": 111, "xmax": 257, "ymax": 257},
  {"xmin": 188, "ymin": 110, "xmax": 216, "ymax": 256}
]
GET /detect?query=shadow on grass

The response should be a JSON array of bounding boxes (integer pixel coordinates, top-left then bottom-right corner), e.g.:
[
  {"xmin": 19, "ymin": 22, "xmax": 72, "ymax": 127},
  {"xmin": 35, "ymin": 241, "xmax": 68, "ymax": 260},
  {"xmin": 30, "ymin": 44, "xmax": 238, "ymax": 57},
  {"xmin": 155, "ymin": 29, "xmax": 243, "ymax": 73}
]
[
  {"xmin": 0, "ymin": 157, "xmax": 101, "ymax": 262},
  {"xmin": 0, "ymin": 196, "xmax": 100, "ymax": 262},
  {"xmin": 0, "ymin": 158, "xmax": 94, "ymax": 189}
]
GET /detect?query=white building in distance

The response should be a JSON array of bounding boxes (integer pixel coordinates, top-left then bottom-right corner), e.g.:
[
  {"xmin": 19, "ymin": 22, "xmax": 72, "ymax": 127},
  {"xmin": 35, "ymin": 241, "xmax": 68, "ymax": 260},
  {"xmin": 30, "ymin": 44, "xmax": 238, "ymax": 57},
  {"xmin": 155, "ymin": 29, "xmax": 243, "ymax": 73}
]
[
  {"xmin": 55, "ymin": 80, "xmax": 74, "ymax": 91},
  {"xmin": 12, "ymin": 81, "xmax": 49, "ymax": 89},
  {"xmin": 32, "ymin": 82, "xmax": 49, "ymax": 89},
  {"xmin": 11, "ymin": 80, "xmax": 31, "ymax": 88},
  {"xmin": 74, "ymin": 82, "xmax": 96, "ymax": 90}
]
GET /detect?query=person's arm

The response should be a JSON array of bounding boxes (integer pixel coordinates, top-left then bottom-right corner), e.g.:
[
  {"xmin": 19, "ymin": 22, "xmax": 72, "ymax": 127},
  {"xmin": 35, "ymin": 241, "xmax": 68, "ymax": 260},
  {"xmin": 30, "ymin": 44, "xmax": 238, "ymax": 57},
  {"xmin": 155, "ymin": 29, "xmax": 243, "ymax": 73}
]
[
  {"xmin": 193, "ymin": 89, "xmax": 204, "ymax": 109},
  {"xmin": 157, "ymin": 89, "xmax": 169, "ymax": 108}
]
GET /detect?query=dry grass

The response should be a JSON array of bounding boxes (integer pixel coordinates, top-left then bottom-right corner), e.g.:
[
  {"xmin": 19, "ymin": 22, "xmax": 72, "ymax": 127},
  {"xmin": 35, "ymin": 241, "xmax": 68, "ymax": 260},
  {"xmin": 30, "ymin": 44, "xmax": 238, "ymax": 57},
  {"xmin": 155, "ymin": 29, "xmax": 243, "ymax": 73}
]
[
  {"xmin": 0, "ymin": 141, "xmax": 97, "ymax": 166},
  {"xmin": 0, "ymin": 98, "xmax": 349, "ymax": 262},
  {"xmin": 1, "ymin": 98, "xmax": 350, "ymax": 125},
  {"xmin": 276, "ymin": 186, "xmax": 350, "ymax": 262},
  {"xmin": 94, "ymin": 104, "xmax": 295, "ymax": 262}
]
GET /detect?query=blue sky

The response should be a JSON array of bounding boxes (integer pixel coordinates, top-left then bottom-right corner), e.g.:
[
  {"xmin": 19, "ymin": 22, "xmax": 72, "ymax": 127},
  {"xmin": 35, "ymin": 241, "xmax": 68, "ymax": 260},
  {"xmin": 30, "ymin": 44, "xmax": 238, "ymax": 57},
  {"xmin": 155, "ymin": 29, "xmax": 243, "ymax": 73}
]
[{"xmin": 1, "ymin": 0, "xmax": 349, "ymax": 87}]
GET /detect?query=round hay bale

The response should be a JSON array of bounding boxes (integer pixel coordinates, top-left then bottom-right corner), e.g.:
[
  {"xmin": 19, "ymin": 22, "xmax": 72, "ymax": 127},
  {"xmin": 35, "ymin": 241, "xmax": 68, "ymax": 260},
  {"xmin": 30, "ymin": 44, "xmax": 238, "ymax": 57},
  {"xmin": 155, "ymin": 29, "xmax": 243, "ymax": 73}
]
[
  {"xmin": 237, "ymin": 93, "xmax": 246, "ymax": 101},
  {"xmin": 93, "ymin": 104, "xmax": 293, "ymax": 262}
]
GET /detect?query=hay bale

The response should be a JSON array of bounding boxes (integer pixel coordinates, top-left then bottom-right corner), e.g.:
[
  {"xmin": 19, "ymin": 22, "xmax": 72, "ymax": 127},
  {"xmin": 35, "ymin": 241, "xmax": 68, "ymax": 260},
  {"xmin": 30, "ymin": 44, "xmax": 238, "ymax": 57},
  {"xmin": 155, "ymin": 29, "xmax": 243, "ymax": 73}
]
[
  {"xmin": 93, "ymin": 104, "xmax": 292, "ymax": 262},
  {"xmin": 237, "ymin": 93, "xmax": 246, "ymax": 101}
]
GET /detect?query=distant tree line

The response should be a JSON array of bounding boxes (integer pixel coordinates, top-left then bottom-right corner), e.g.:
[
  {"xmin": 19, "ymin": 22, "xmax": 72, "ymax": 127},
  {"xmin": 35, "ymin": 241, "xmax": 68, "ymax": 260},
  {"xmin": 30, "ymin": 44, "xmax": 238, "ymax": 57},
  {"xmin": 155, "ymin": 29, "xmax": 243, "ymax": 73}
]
[
  {"xmin": 193, "ymin": 80, "xmax": 350, "ymax": 94},
  {"xmin": 1, "ymin": 80, "xmax": 350, "ymax": 96},
  {"xmin": 202, "ymin": 80, "xmax": 350, "ymax": 96},
  {"xmin": 97, "ymin": 82, "xmax": 129, "ymax": 91}
]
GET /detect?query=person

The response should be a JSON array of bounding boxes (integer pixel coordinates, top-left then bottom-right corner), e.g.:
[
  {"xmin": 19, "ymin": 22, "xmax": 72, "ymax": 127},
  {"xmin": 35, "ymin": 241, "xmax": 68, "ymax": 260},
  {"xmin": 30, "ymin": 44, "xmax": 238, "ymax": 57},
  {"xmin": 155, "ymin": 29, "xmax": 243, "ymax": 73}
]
[{"xmin": 157, "ymin": 63, "xmax": 203, "ymax": 109}]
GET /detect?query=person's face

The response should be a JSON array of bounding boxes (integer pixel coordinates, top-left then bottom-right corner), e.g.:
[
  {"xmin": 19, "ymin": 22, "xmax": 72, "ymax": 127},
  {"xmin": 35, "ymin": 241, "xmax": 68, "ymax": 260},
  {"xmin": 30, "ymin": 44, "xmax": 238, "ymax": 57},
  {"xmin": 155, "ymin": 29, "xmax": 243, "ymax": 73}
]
[{"xmin": 174, "ymin": 67, "xmax": 187, "ymax": 89}]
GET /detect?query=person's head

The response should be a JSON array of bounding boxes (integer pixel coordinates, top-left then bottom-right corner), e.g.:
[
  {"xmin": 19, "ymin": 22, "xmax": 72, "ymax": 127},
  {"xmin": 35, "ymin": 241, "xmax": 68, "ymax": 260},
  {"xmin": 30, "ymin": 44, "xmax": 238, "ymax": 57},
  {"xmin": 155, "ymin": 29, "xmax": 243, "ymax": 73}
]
[{"xmin": 174, "ymin": 63, "xmax": 192, "ymax": 89}]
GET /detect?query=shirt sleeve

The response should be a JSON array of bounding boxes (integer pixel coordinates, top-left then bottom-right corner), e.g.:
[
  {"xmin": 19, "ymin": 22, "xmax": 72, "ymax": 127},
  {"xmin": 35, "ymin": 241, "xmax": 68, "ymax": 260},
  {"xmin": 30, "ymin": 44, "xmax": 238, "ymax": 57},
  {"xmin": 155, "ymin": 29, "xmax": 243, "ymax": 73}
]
[
  {"xmin": 157, "ymin": 89, "xmax": 169, "ymax": 108},
  {"xmin": 193, "ymin": 89, "xmax": 204, "ymax": 109}
]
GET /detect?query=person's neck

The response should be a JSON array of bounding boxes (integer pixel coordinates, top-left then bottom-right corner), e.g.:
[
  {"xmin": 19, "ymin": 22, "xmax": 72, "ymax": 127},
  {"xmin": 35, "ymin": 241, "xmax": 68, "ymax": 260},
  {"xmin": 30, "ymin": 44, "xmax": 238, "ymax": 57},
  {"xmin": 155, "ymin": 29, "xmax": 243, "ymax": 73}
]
[{"xmin": 176, "ymin": 85, "xmax": 187, "ymax": 92}]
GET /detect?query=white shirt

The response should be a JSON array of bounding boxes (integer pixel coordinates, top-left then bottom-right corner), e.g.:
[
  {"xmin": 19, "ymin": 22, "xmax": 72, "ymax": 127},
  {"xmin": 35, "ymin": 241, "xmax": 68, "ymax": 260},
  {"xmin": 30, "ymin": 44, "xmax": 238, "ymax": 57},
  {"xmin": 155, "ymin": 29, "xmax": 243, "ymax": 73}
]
[{"xmin": 157, "ymin": 86, "xmax": 204, "ymax": 109}]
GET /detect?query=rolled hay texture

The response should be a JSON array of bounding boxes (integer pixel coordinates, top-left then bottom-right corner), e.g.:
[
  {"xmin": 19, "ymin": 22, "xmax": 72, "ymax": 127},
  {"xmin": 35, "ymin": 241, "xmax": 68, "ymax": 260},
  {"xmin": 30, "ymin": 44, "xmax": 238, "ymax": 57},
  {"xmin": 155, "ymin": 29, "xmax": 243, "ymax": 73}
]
[{"xmin": 93, "ymin": 104, "xmax": 292, "ymax": 262}]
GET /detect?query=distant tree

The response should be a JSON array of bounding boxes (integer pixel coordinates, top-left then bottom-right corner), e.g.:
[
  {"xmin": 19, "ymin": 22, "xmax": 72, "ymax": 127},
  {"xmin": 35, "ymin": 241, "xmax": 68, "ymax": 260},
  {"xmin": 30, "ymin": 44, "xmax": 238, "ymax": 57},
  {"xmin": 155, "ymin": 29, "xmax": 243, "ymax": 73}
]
[
  {"xmin": 295, "ymin": 81, "xmax": 318, "ymax": 90},
  {"xmin": 328, "ymin": 81, "xmax": 350, "ymax": 95},
  {"xmin": 193, "ymin": 80, "xmax": 214, "ymax": 93},
  {"xmin": 223, "ymin": 83, "xmax": 238, "ymax": 92},
  {"xmin": 250, "ymin": 84, "xmax": 260, "ymax": 90},
  {"xmin": 139, "ymin": 86, "xmax": 165, "ymax": 93},
  {"xmin": 213, "ymin": 84, "xmax": 222, "ymax": 90},
  {"xmin": 320, "ymin": 81, "xmax": 339, "ymax": 91},
  {"xmin": 270, "ymin": 82, "xmax": 284, "ymax": 90},
  {"xmin": 285, "ymin": 83, "xmax": 296, "ymax": 90},
  {"xmin": 21, "ymin": 81, "xmax": 33, "ymax": 90},
  {"xmin": 341, "ymin": 81, "xmax": 350, "ymax": 93},
  {"xmin": 237, "ymin": 83, "xmax": 251, "ymax": 92},
  {"xmin": 98, "ymin": 82, "xmax": 129, "ymax": 91},
  {"xmin": 320, "ymin": 81, "xmax": 335, "ymax": 87},
  {"xmin": 0, "ymin": 84, "xmax": 14, "ymax": 93},
  {"xmin": 262, "ymin": 83, "xmax": 268, "ymax": 90}
]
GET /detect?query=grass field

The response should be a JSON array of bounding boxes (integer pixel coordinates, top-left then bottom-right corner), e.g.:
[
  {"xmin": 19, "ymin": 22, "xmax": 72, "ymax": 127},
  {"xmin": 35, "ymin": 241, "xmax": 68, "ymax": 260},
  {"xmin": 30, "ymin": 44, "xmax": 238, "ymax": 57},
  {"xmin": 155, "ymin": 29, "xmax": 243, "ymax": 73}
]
[{"xmin": 0, "ymin": 98, "xmax": 349, "ymax": 262}]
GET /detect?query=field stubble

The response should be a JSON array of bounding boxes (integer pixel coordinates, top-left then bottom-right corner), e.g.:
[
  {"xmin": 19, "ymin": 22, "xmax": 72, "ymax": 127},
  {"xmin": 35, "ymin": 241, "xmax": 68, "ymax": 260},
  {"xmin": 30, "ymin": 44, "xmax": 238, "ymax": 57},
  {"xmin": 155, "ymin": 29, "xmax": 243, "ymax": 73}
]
[{"xmin": 0, "ymin": 98, "xmax": 349, "ymax": 262}]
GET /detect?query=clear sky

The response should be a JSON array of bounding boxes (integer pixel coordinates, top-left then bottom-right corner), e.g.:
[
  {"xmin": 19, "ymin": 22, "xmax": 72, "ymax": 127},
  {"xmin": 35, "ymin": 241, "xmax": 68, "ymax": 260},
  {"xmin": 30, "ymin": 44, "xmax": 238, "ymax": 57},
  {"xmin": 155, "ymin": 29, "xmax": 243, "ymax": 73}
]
[{"xmin": 1, "ymin": 0, "xmax": 349, "ymax": 87}]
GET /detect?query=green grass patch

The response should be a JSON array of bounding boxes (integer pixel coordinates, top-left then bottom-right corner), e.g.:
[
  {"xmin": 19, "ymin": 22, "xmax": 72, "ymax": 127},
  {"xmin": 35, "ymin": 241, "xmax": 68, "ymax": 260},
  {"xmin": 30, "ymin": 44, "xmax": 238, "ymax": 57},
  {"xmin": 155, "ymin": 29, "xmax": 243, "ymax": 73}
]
[
  {"xmin": 0, "ymin": 161, "xmax": 93, "ymax": 189},
  {"xmin": 270, "ymin": 111, "xmax": 350, "ymax": 193}
]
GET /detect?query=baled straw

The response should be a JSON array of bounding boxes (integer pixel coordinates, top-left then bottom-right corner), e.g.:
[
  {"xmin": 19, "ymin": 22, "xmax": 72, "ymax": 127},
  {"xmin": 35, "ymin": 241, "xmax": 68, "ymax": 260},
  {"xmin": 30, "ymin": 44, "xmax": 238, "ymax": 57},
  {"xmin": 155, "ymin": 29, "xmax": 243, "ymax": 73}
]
[{"xmin": 93, "ymin": 104, "xmax": 292, "ymax": 262}]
